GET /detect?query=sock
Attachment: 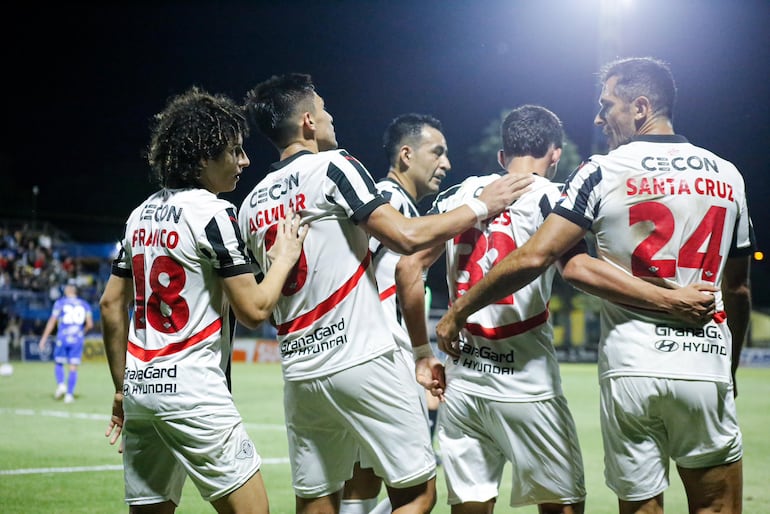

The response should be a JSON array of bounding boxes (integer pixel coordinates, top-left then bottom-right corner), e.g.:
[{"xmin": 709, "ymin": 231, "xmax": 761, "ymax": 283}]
[
  {"xmin": 67, "ymin": 369, "xmax": 78, "ymax": 394},
  {"xmin": 369, "ymin": 497, "xmax": 392, "ymax": 514},
  {"xmin": 339, "ymin": 497, "xmax": 378, "ymax": 514},
  {"xmin": 428, "ymin": 408, "xmax": 438, "ymax": 439},
  {"xmin": 54, "ymin": 363, "xmax": 65, "ymax": 385}
]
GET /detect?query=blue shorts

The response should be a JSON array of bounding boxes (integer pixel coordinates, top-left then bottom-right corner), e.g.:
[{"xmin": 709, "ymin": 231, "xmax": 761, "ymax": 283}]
[{"xmin": 53, "ymin": 339, "xmax": 84, "ymax": 365}]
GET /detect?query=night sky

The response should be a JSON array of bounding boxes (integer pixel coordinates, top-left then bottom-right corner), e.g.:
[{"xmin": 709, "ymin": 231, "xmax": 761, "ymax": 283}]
[{"xmin": 3, "ymin": 0, "xmax": 768, "ymax": 300}]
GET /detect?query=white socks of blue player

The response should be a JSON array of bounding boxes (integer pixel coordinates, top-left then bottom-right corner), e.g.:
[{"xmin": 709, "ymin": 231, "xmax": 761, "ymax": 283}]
[{"xmin": 339, "ymin": 496, "xmax": 391, "ymax": 514}]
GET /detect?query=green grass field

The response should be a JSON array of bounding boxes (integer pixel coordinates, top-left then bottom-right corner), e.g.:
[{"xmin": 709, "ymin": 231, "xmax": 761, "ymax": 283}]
[{"xmin": 1, "ymin": 361, "xmax": 768, "ymax": 513}]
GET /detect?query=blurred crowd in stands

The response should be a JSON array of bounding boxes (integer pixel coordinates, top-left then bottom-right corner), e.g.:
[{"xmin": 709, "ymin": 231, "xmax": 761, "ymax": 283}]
[{"xmin": 0, "ymin": 221, "xmax": 113, "ymax": 358}]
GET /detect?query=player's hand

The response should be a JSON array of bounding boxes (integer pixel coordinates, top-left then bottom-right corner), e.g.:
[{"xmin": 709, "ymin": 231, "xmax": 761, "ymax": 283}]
[
  {"xmin": 415, "ymin": 356, "xmax": 446, "ymax": 402},
  {"xmin": 105, "ymin": 392, "xmax": 125, "ymax": 453},
  {"xmin": 436, "ymin": 309, "xmax": 466, "ymax": 359},
  {"xmin": 477, "ymin": 172, "xmax": 534, "ymax": 219},
  {"xmin": 664, "ymin": 283, "xmax": 718, "ymax": 325},
  {"xmin": 267, "ymin": 210, "xmax": 309, "ymax": 267},
  {"xmin": 38, "ymin": 337, "xmax": 47, "ymax": 351}
]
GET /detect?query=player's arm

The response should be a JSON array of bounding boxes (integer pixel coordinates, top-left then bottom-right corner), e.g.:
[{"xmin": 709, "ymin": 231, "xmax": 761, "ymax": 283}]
[
  {"xmin": 436, "ymin": 214, "xmax": 584, "ymax": 355},
  {"xmin": 396, "ymin": 244, "xmax": 447, "ymax": 400},
  {"xmin": 721, "ymin": 255, "xmax": 751, "ymax": 398},
  {"xmin": 224, "ymin": 212, "xmax": 308, "ymax": 329},
  {"xmin": 559, "ymin": 252, "xmax": 717, "ymax": 325},
  {"xmin": 363, "ymin": 173, "xmax": 533, "ymax": 255},
  {"xmin": 38, "ymin": 312, "xmax": 58, "ymax": 350},
  {"xmin": 84, "ymin": 309, "xmax": 94, "ymax": 333},
  {"xmin": 99, "ymin": 273, "xmax": 134, "ymax": 450}
]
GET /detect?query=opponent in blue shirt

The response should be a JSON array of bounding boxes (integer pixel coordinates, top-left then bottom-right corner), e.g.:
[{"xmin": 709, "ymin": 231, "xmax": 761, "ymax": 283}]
[{"xmin": 39, "ymin": 282, "xmax": 94, "ymax": 403}]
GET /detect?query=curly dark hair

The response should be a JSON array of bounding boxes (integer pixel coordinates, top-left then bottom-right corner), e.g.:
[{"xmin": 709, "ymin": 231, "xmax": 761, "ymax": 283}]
[{"xmin": 146, "ymin": 86, "xmax": 248, "ymax": 188}]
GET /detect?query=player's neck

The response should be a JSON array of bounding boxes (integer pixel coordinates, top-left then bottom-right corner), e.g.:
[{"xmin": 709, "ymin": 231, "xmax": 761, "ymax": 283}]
[
  {"xmin": 280, "ymin": 140, "xmax": 319, "ymax": 161},
  {"xmin": 386, "ymin": 169, "xmax": 418, "ymax": 200},
  {"xmin": 506, "ymin": 156, "xmax": 548, "ymax": 178},
  {"xmin": 637, "ymin": 116, "xmax": 675, "ymax": 136}
]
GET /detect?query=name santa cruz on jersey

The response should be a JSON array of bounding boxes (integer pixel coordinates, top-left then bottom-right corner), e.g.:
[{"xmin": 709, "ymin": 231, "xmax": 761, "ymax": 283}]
[
  {"xmin": 239, "ymin": 149, "xmax": 398, "ymax": 381},
  {"xmin": 552, "ymin": 135, "xmax": 755, "ymax": 383}
]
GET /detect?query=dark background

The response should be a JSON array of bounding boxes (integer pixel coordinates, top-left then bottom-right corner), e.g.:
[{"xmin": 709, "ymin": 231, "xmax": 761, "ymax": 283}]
[{"xmin": 2, "ymin": 0, "xmax": 768, "ymax": 303}]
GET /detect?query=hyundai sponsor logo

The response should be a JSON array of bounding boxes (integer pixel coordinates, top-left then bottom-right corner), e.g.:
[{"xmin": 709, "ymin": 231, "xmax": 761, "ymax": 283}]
[{"xmin": 654, "ymin": 340, "xmax": 679, "ymax": 352}]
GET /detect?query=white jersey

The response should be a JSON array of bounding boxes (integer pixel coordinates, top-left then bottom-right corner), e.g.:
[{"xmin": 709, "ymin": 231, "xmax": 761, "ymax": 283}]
[
  {"xmin": 368, "ymin": 179, "xmax": 421, "ymax": 351},
  {"xmin": 239, "ymin": 149, "xmax": 396, "ymax": 381},
  {"xmin": 112, "ymin": 188, "xmax": 251, "ymax": 419},
  {"xmin": 553, "ymin": 135, "xmax": 755, "ymax": 383},
  {"xmin": 429, "ymin": 173, "xmax": 564, "ymax": 401}
]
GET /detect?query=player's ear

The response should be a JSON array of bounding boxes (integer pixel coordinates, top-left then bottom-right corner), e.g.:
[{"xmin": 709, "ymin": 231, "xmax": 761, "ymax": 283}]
[
  {"xmin": 302, "ymin": 111, "xmax": 314, "ymax": 129},
  {"xmin": 300, "ymin": 111, "xmax": 315, "ymax": 138},
  {"xmin": 633, "ymin": 96, "xmax": 652, "ymax": 119},
  {"xmin": 399, "ymin": 145, "xmax": 412, "ymax": 167},
  {"xmin": 497, "ymin": 149, "xmax": 506, "ymax": 169},
  {"xmin": 551, "ymin": 147, "xmax": 563, "ymax": 167}
]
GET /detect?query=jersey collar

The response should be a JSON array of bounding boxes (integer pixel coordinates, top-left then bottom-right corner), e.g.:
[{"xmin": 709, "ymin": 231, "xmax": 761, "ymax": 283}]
[{"xmin": 631, "ymin": 134, "xmax": 689, "ymax": 144}]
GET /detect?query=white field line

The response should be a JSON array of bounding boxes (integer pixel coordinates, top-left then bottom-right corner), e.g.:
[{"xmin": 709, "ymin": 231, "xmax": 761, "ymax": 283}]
[
  {"xmin": 0, "ymin": 407, "xmax": 285, "ymax": 430},
  {"xmin": 1, "ymin": 407, "xmax": 288, "ymax": 476},
  {"xmin": 0, "ymin": 458, "xmax": 290, "ymax": 476}
]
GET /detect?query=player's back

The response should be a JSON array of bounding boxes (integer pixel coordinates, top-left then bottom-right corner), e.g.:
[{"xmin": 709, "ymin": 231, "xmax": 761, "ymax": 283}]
[
  {"xmin": 119, "ymin": 188, "xmax": 246, "ymax": 416},
  {"xmin": 430, "ymin": 173, "xmax": 564, "ymax": 400},
  {"xmin": 54, "ymin": 296, "xmax": 90, "ymax": 343},
  {"xmin": 239, "ymin": 150, "xmax": 396, "ymax": 381},
  {"xmin": 557, "ymin": 135, "xmax": 753, "ymax": 382},
  {"xmin": 588, "ymin": 138, "xmax": 748, "ymax": 292}
]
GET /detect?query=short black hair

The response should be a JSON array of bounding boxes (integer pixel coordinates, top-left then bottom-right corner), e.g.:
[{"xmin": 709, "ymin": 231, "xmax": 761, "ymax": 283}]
[
  {"xmin": 599, "ymin": 56, "xmax": 677, "ymax": 120},
  {"xmin": 382, "ymin": 113, "xmax": 443, "ymax": 166},
  {"xmin": 501, "ymin": 105, "xmax": 563, "ymax": 158},
  {"xmin": 243, "ymin": 73, "xmax": 316, "ymax": 147}
]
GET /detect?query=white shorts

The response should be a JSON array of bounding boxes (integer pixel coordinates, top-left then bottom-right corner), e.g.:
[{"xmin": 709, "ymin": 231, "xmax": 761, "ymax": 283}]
[
  {"xmin": 356, "ymin": 346, "xmax": 433, "ymax": 470},
  {"xmin": 284, "ymin": 350, "xmax": 436, "ymax": 498},
  {"xmin": 122, "ymin": 411, "xmax": 261, "ymax": 505},
  {"xmin": 600, "ymin": 376, "xmax": 743, "ymax": 501},
  {"xmin": 438, "ymin": 388, "xmax": 586, "ymax": 507}
]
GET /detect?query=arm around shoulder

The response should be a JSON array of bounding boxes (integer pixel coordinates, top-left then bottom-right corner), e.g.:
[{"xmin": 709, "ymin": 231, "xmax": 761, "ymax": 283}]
[{"xmin": 226, "ymin": 211, "xmax": 308, "ymax": 329}]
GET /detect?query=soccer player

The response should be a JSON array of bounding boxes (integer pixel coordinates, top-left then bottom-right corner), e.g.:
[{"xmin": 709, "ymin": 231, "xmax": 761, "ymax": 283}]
[
  {"xmin": 340, "ymin": 113, "xmax": 451, "ymax": 514},
  {"xmin": 435, "ymin": 57, "xmax": 753, "ymax": 514},
  {"xmin": 38, "ymin": 282, "xmax": 93, "ymax": 403},
  {"xmin": 99, "ymin": 86, "xmax": 307, "ymax": 514},
  {"xmin": 238, "ymin": 73, "xmax": 532, "ymax": 514}
]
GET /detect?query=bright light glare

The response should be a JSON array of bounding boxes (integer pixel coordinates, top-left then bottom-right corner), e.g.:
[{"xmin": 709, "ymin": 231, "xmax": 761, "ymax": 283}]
[{"xmin": 754, "ymin": 251, "xmax": 764, "ymax": 261}]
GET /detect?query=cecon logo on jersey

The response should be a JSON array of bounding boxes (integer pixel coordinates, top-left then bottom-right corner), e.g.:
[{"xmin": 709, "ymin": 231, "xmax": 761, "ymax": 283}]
[
  {"xmin": 248, "ymin": 172, "xmax": 301, "ymax": 206},
  {"xmin": 640, "ymin": 154, "xmax": 719, "ymax": 173}
]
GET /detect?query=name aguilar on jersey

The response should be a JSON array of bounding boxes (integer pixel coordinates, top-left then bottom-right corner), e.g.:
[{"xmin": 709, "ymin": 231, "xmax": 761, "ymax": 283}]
[
  {"xmin": 455, "ymin": 342, "xmax": 516, "ymax": 376},
  {"xmin": 653, "ymin": 324, "xmax": 727, "ymax": 357},
  {"xmin": 244, "ymin": 172, "xmax": 306, "ymax": 231},
  {"xmin": 280, "ymin": 318, "xmax": 348, "ymax": 358},
  {"xmin": 123, "ymin": 364, "xmax": 179, "ymax": 396}
]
